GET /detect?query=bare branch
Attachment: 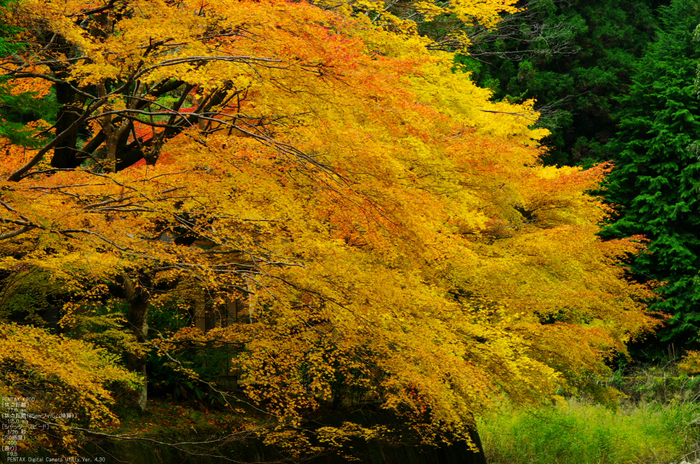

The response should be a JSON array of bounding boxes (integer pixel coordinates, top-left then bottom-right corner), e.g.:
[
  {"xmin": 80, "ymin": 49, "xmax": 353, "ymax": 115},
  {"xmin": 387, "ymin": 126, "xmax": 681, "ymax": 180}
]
[{"xmin": 0, "ymin": 225, "xmax": 35, "ymax": 240}]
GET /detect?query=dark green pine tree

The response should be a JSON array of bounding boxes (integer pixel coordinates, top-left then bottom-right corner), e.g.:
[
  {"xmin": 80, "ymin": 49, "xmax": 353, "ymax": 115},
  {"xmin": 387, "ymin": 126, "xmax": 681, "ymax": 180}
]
[
  {"xmin": 455, "ymin": 0, "xmax": 662, "ymax": 166},
  {"xmin": 601, "ymin": 0, "xmax": 700, "ymax": 356},
  {"xmin": 0, "ymin": 0, "xmax": 21, "ymax": 56}
]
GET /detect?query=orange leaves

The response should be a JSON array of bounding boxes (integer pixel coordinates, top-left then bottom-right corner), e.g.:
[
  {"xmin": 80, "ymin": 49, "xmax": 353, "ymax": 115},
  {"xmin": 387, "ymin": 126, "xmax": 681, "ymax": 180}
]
[
  {"xmin": 0, "ymin": 136, "xmax": 41, "ymax": 172},
  {"xmin": 0, "ymin": 0, "xmax": 659, "ymax": 453},
  {"xmin": 4, "ymin": 71, "xmax": 51, "ymax": 98}
]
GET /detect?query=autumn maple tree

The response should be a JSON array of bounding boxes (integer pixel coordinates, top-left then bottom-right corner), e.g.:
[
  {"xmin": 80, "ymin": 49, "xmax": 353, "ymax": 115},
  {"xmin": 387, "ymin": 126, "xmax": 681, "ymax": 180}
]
[{"xmin": 0, "ymin": 0, "xmax": 656, "ymax": 458}]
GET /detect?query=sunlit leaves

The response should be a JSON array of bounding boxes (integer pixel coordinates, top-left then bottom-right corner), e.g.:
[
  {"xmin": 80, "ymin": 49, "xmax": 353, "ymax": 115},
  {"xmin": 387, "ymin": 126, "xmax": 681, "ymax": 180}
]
[{"xmin": 0, "ymin": 0, "xmax": 658, "ymax": 454}]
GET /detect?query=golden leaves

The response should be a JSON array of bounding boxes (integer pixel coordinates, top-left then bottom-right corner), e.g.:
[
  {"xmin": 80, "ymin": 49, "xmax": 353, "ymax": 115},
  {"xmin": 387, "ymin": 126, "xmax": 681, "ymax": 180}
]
[
  {"xmin": 0, "ymin": 323, "xmax": 140, "ymax": 424},
  {"xmin": 0, "ymin": 0, "xmax": 658, "ymax": 453}
]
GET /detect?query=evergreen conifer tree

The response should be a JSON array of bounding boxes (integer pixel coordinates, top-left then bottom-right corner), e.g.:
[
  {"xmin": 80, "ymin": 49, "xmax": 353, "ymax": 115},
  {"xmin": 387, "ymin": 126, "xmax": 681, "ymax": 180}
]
[
  {"xmin": 458, "ymin": 0, "xmax": 661, "ymax": 166},
  {"xmin": 602, "ymin": 0, "xmax": 700, "ymax": 355}
]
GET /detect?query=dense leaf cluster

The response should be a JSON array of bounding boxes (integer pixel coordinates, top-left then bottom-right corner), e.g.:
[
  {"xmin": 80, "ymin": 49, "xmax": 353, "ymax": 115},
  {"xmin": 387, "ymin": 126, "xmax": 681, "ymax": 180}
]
[
  {"xmin": 602, "ymin": 0, "xmax": 700, "ymax": 355},
  {"xmin": 462, "ymin": 0, "xmax": 700, "ymax": 360},
  {"xmin": 0, "ymin": 0, "xmax": 660, "ymax": 459}
]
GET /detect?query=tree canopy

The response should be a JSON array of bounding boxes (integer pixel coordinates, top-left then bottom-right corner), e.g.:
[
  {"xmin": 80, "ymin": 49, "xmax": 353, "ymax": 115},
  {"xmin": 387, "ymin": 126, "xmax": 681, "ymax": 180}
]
[
  {"xmin": 601, "ymin": 0, "xmax": 700, "ymax": 356},
  {"xmin": 0, "ymin": 0, "xmax": 656, "ymax": 457}
]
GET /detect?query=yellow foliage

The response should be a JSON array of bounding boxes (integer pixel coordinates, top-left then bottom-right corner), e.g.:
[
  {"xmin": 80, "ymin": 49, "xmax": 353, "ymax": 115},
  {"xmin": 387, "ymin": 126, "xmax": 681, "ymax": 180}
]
[
  {"xmin": 678, "ymin": 351, "xmax": 700, "ymax": 375},
  {"xmin": 0, "ymin": 323, "xmax": 139, "ymax": 451},
  {"xmin": 0, "ymin": 0, "xmax": 656, "ymax": 454}
]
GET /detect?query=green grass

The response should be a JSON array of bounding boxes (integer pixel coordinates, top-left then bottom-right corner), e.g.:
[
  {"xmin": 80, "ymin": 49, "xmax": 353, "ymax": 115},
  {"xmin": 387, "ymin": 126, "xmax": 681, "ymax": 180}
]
[{"xmin": 478, "ymin": 398, "xmax": 700, "ymax": 464}]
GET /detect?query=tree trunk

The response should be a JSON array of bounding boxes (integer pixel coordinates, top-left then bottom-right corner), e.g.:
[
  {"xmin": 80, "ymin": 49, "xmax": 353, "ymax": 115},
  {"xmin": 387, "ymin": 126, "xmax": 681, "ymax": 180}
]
[
  {"xmin": 50, "ymin": 81, "xmax": 81, "ymax": 168},
  {"xmin": 121, "ymin": 274, "xmax": 150, "ymax": 412}
]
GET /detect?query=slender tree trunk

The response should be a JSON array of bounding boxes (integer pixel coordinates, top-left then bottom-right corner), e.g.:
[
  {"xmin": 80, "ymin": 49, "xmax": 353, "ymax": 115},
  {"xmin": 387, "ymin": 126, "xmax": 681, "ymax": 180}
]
[{"xmin": 121, "ymin": 274, "xmax": 150, "ymax": 412}]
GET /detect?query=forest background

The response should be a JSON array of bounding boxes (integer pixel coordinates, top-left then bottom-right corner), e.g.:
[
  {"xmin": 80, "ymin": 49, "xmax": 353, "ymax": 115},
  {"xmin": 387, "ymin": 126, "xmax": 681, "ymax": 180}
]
[{"xmin": 1, "ymin": 0, "xmax": 700, "ymax": 462}]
